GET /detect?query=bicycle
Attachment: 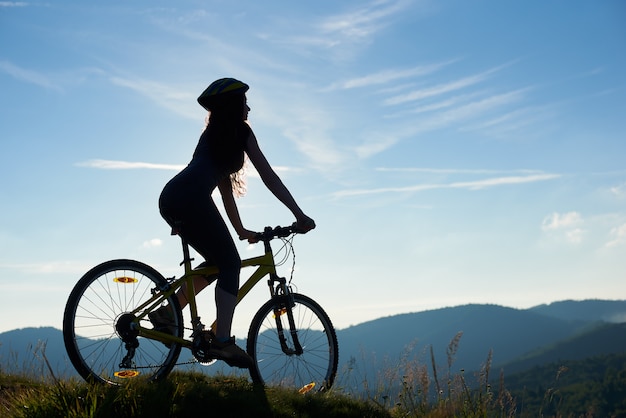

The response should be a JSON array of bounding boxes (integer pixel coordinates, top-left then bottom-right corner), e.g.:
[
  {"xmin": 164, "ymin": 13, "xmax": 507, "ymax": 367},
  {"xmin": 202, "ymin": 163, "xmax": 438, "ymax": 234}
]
[{"xmin": 63, "ymin": 224, "xmax": 338, "ymax": 393}]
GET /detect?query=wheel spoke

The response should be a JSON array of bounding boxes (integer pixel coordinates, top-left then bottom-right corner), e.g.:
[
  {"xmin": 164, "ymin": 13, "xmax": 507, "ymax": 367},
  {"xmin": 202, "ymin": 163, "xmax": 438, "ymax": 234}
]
[
  {"xmin": 63, "ymin": 260, "xmax": 183, "ymax": 385},
  {"xmin": 248, "ymin": 294, "xmax": 338, "ymax": 391}
]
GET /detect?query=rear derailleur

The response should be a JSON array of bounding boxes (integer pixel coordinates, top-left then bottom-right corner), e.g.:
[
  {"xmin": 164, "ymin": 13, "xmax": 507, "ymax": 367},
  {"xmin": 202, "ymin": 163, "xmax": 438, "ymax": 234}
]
[{"xmin": 115, "ymin": 313, "xmax": 139, "ymax": 368}]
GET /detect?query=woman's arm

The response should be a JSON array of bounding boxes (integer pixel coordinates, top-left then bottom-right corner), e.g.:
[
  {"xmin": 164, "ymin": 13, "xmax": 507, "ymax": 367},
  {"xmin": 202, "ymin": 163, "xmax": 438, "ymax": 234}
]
[
  {"xmin": 217, "ymin": 177, "xmax": 256, "ymax": 241},
  {"xmin": 245, "ymin": 131, "xmax": 315, "ymax": 231}
]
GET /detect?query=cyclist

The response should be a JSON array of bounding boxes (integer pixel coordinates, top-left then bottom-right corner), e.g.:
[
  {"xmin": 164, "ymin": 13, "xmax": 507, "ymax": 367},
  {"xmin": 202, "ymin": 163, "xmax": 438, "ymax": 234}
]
[{"xmin": 152, "ymin": 78, "xmax": 315, "ymax": 368}]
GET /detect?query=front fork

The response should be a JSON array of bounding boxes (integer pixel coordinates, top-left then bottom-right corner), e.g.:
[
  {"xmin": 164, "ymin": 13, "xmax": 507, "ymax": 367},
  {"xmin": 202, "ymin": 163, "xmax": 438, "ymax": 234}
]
[{"xmin": 270, "ymin": 276, "xmax": 303, "ymax": 356}]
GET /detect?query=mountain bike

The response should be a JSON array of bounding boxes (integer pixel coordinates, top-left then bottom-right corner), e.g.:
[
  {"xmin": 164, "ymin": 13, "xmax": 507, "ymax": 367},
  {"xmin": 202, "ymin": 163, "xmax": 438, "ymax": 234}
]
[{"xmin": 63, "ymin": 224, "xmax": 338, "ymax": 393}]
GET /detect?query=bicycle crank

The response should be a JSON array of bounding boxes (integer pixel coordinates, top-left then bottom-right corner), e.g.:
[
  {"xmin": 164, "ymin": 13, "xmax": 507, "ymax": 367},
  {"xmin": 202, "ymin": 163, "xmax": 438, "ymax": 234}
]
[{"xmin": 191, "ymin": 330, "xmax": 217, "ymax": 364}]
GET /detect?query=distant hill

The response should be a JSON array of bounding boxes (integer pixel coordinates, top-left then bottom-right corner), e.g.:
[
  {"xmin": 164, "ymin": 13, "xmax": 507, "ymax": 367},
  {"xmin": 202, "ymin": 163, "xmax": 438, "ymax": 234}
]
[
  {"xmin": 337, "ymin": 303, "xmax": 590, "ymax": 373},
  {"xmin": 0, "ymin": 327, "xmax": 70, "ymax": 375},
  {"xmin": 1, "ymin": 300, "xmax": 625, "ymax": 383},
  {"xmin": 530, "ymin": 299, "xmax": 626, "ymax": 323},
  {"xmin": 501, "ymin": 352, "xmax": 626, "ymax": 416},
  {"xmin": 498, "ymin": 322, "xmax": 626, "ymax": 375}
]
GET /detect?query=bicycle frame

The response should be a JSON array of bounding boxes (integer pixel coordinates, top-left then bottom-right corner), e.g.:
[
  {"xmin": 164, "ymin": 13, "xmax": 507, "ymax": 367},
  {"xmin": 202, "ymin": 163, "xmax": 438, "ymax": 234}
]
[
  {"xmin": 129, "ymin": 235, "xmax": 282, "ymax": 348},
  {"xmin": 64, "ymin": 223, "xmax": 337, "ymax": 389}
]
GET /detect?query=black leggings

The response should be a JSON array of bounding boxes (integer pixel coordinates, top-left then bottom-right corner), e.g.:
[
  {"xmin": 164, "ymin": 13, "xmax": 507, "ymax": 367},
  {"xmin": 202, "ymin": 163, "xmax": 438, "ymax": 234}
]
[{"xmin": 159, "ymin": 194, "xmax": 241, "ymax": 296}]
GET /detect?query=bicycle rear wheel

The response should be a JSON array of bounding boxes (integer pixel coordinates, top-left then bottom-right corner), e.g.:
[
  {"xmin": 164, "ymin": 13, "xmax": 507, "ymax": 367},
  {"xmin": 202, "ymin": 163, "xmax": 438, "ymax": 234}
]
[
  {"xmin": 63, "ymin": 259, "xmax": 183, "ymax": 384},
  {"xmin": 247, "ymin": 293, "xmax": 338, "ymax": 392}
]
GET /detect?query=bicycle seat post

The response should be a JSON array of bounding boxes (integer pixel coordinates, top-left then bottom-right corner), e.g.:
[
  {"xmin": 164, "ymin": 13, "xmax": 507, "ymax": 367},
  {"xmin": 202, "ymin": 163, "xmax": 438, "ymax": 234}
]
[
  {"xmin": 180, "ymin": 236, "xmax": 193, "ymax": 272},
  {"xmin": 172, "ymin": 221, "xmax": 193, "ymax": 272},
  {"xmin": 173, "ymin": 223, "xmax": 204, "ymax": 333}
]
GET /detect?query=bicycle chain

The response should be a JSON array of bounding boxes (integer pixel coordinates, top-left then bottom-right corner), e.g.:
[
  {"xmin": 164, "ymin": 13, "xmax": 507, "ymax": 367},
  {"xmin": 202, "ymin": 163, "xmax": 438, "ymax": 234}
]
[{"xmin": 127, "ymin": 358, "xmax": 201, "ymax": 370}]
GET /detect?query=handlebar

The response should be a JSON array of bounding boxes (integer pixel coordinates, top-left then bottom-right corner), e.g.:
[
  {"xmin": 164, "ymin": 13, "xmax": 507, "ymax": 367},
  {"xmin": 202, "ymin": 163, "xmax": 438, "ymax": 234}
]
[{"xmin": 254, "ymin": 223, "xmax": 307, "ymax": 243}]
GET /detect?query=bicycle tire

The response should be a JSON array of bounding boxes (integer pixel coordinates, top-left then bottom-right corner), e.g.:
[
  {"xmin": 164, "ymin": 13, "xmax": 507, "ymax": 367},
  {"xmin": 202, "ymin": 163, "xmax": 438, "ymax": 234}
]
[
  {"xmin": 63, "ymin": 259, "xmax": 183, "ymax": 384},
  {"xmin": 247, "ymin": 293, "xmax": 338, "ymax": 392}
]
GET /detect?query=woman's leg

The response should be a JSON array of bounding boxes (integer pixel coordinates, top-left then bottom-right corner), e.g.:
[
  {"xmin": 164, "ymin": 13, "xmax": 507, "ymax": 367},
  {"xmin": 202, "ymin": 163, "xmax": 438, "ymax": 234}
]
[
  {"xmin": 161, "ymin": 197, "xmax": 251, "ymax": 367},
  {"xmin": 179, "ymin": 198, "xmax": 242, "ymax": 340},
  {"xmin": 215, "ymin": 285, "xmax": 237, "ymax": 340},
  {"xmin": 176, "ymin": 275, "xmax": 213, "ymax": 308}
]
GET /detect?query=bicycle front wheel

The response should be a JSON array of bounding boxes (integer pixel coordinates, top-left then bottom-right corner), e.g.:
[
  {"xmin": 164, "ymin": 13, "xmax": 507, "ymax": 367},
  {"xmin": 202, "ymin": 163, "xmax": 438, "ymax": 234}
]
[
  {"xmin": 247, "ymin": 293, "xmax": 338, "ymax": 392},
  {"xmin": 63, "ymin": 259, "xmax": 183, "ymax": 385}
]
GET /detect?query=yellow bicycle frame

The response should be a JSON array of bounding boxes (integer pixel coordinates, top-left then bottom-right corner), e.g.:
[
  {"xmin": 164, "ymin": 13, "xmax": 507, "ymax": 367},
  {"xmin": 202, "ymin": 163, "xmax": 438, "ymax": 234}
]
[{"xmin": 130, "ymin": 242, "xmax": 280, "ymax": 348}]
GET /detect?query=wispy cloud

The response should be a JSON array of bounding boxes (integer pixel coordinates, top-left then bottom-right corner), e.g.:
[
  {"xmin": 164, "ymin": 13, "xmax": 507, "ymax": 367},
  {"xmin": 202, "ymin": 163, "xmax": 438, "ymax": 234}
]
[
  {"xmin": 384, "ymin": 64, "xmax": 511, "ymax": 106},
  {"xmin": 333, "ymin": 173, "xmax": 560, "ymax": 198},
  {"xmin": 355, "ymin": 134, "xmax": 399, "ymax": 159},
  {"xmin": 279, "ymin": 0, "xmax": 412, "ymax": 58},
  {"xmin": 542, "ymin": 211, "xmax": 583, "ymax": 231},
  {"xmin": 610, "ymin": 182, "xmax": 626, "ymax": 199},
  {"xmin": 76, "ymin": 159, "xmax": 304, "ymax": 179},
  {"xmin": 606, "ymin": 223, "xmax": 626, "ymax": 248},
  {"xmin": 459, "ymin": 102, "xmax": 554, "ymax": 140},
  {"xmin": 337, "ymin": 57, "xmax": 531, "ymax": 159},
  {"xmin": 461, "ymin": 107, "xmax": 536, "ymax": 131},
  {"xmin": 421, "ymin": 88, "xmax": 529, "ymax": 126},
  {"xmin": 375, "ymin": 167, "xmax": 544, "ymax": 175},
  {"xmin": 109, "ymin": 76, "xmax": 197, "ymax": 118},
  {"xmin": 142, "ymin": 238, "xmax": 163, "ymax": 249},
  {"xmin": 76, "ymin": 159, "xmax": 185, "ymax": 170},
  {"xmin": 355, "ymin": 88, "xmax": 529, "ymax": 158},
  {"xmin": 0, "ymin": 2, "xmax": 28, "ymax": 7},
  {"xmin": 317, "ymin": 0, "xmax": 411, "ymax": 42},
  {"xmin": 541, "ymin": 211, "xmax": 585, "ymax": 244},
  {"xmin": 0, "ymin": 60, "xmax": 61, "ymax": 91},
  {"xmin": 278, "ymin": 127, "xmax": 346, "ymax": 174},
  {"xmin": 265, "ymin": 97, "xmax": 348, "ymax": 172},
  {"xmin": 540, "ymin": 212, "xmax": 626, "ymax": 248},
  {"xmin": 0, "ymin": 261, "xmax": 91, "ymax": 275},
  {"xmin": 404, "ymin": 91, "xmax": 485, "ymax": 115},
  {"xmin": 326, "ymin": 59, "xmax": 457, "ymax": 90}
]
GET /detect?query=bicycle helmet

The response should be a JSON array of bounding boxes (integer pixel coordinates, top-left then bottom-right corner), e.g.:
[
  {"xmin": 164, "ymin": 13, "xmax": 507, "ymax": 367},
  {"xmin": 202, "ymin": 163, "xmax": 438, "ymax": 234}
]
[{"xmin": 198, "ymin": 78, "xmax": 249, "ymax": 111}]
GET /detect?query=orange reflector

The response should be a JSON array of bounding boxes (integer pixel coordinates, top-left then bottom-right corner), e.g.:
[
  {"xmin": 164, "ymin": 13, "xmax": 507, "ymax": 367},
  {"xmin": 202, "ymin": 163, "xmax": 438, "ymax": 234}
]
[
  {"xmin": 114, "ymin": 276, "xmax": 137, "ymax": 284},
  {"xmin": 298, "ymin": 382, "xmax": 315, "ymax": 394},
  {"xmin": 273, "ymin": 308, "xmax": 287, "ymax": 318},
  {"xmin": 114, "ymin": 370, "xmax": 140, "ymax": 378}
]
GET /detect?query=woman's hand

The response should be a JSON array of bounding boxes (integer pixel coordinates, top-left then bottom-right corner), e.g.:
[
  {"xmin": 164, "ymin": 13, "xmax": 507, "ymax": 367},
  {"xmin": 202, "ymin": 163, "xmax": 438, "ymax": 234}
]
[
  {"xmin": 238, "ymin": 229, "xmax": 259, "ymax": 243},
  {"xmin": 294, "ymin": 215, "xmax": 316, "ymax": 233}
]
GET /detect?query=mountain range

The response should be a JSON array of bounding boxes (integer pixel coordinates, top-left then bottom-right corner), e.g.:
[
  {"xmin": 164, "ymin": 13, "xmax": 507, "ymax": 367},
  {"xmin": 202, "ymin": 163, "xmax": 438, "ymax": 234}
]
[
  {"xmin": 338, "ymin": 300, "xmax": 626, "ymax": 373},
  {"xmin": 1, "ymin": 299, "xmax": 625, "ymax": 384}
]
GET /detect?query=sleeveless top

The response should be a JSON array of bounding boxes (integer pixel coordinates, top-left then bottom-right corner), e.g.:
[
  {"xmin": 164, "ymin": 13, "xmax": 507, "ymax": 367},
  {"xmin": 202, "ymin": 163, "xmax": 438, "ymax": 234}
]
[{"xmin": 159, "ymin": 122, "xmax": 250, "ymax": 218}]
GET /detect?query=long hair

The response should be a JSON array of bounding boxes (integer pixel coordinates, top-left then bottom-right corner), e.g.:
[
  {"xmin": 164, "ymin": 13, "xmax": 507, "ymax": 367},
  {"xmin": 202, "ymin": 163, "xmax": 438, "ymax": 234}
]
[{"xmin": 203, "ymin": 94, "xmax": 248, "ymax": 196}]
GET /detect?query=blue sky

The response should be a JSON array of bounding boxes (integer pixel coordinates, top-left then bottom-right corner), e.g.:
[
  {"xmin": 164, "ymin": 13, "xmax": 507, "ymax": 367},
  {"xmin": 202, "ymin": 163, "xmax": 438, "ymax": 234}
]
[{"xmin": 1, "ymin": 0, "xmax": 625, "ymax": 335}]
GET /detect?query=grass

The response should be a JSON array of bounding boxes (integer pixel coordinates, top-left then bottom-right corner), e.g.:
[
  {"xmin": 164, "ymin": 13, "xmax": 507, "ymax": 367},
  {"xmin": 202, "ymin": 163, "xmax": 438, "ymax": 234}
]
[
  {"xmin": 1, "ymin": 371, "xmax": 388, "ymax": 418},
  {"xmin": 333, "ymin": 332, "xmax": 516, "ymax": 417},
  {"xmin": 7, "ymin": 332, "xmax": 600, "ymax": 417}
]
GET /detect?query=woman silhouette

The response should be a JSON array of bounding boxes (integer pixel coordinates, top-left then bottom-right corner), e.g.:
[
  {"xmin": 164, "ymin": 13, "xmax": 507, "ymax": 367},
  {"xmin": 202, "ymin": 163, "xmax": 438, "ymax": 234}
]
[{"xmin": 154, "ymin": 78, "xmax": 315, "ymax": 367}]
